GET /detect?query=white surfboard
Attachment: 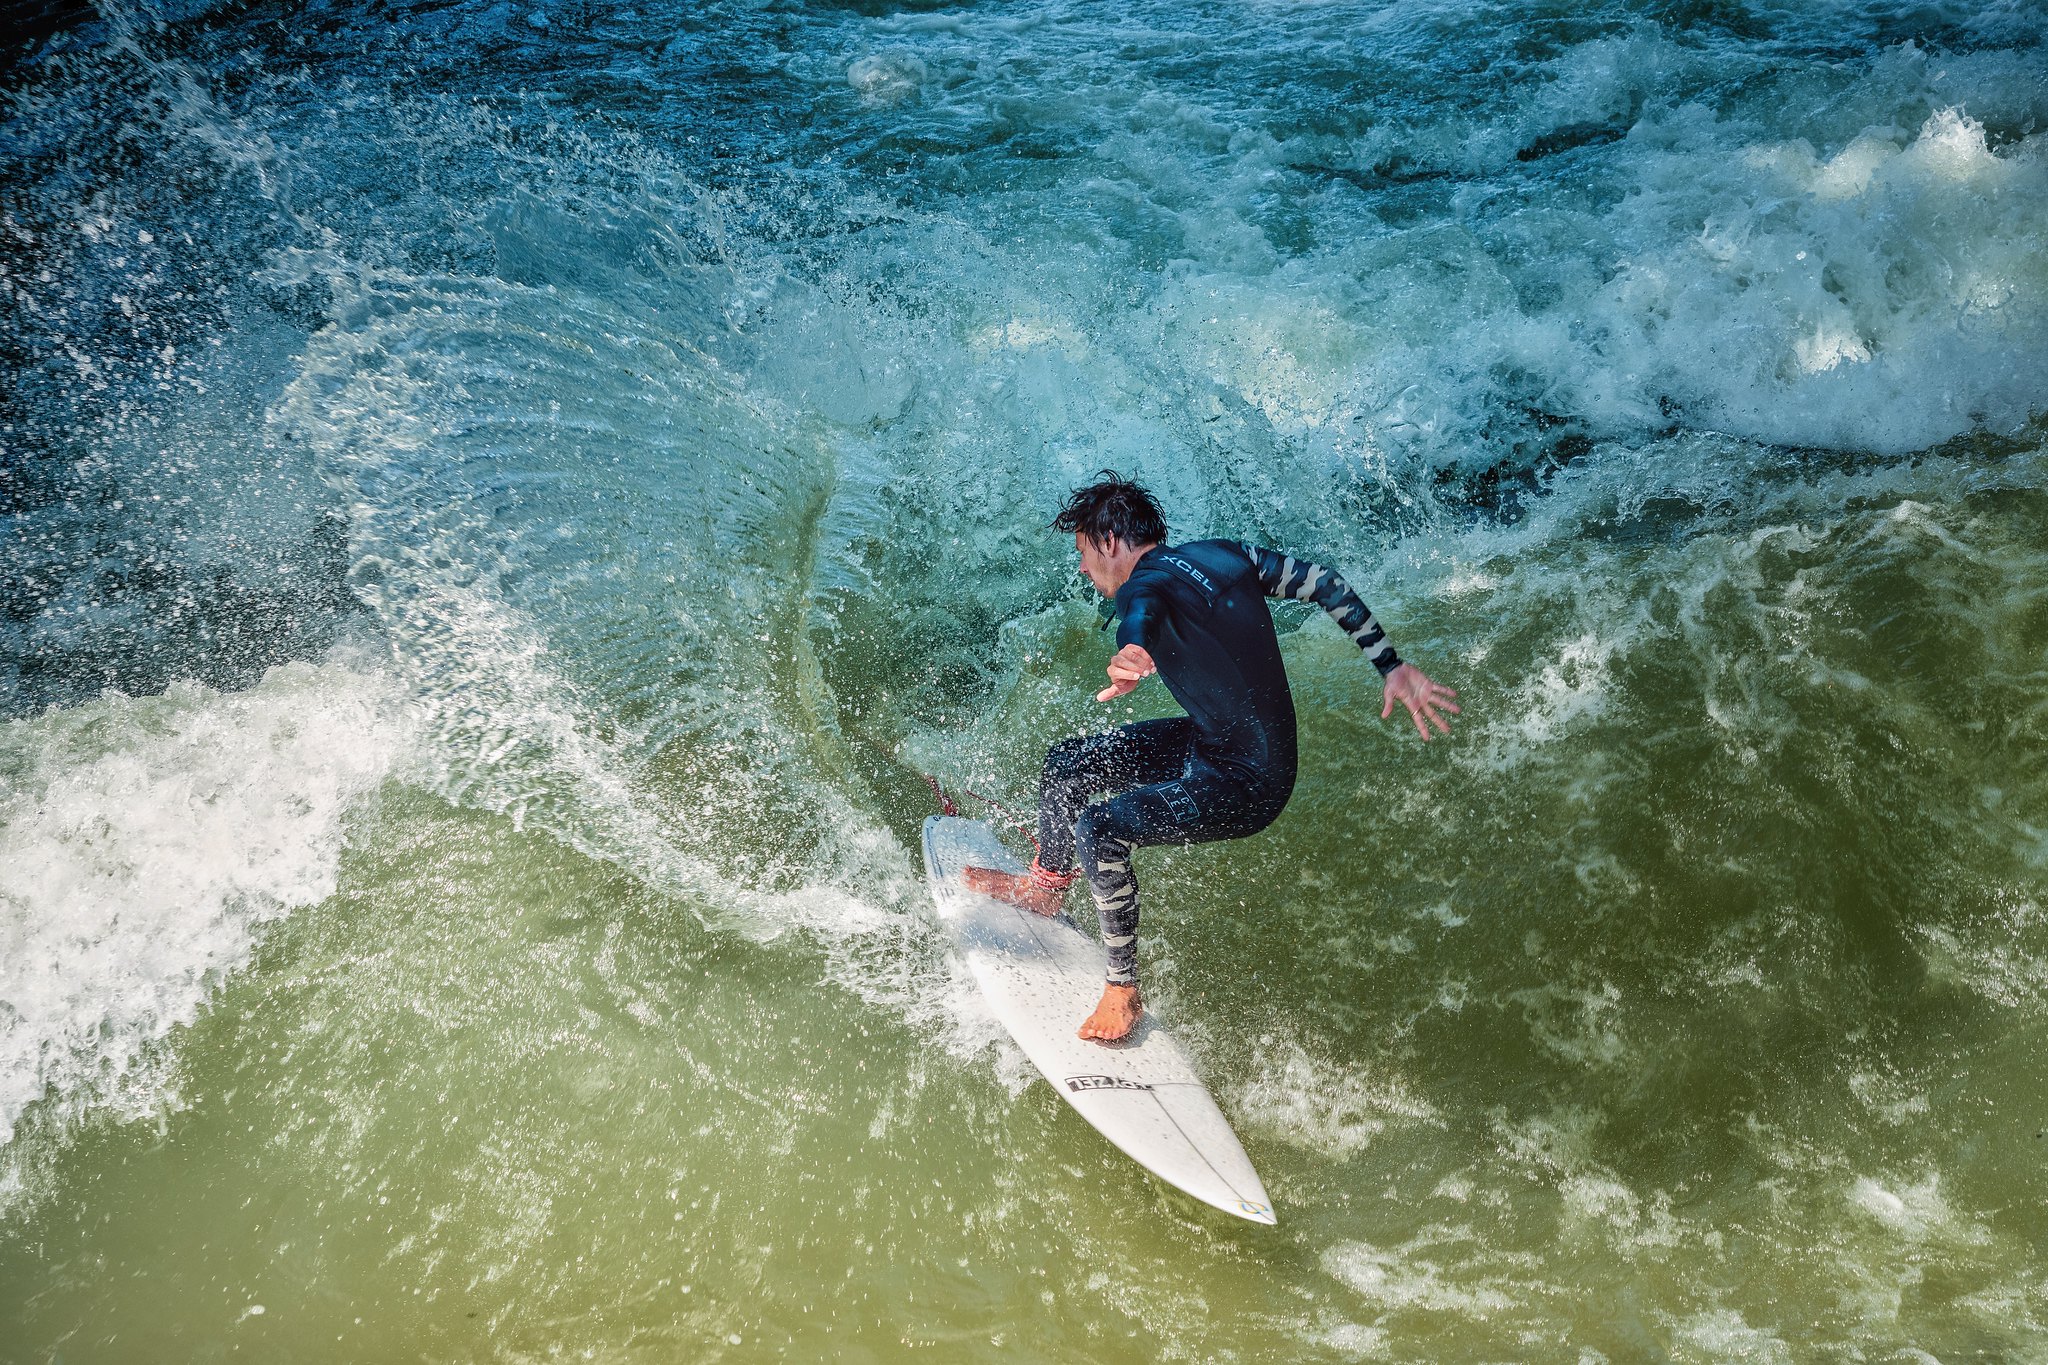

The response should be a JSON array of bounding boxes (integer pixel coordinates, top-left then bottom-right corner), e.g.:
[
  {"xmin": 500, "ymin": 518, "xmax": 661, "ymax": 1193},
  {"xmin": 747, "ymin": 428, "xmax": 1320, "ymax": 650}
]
[{"xmin": 922, "ymin": 814, "xmax": 1276, "ymax": 1224}]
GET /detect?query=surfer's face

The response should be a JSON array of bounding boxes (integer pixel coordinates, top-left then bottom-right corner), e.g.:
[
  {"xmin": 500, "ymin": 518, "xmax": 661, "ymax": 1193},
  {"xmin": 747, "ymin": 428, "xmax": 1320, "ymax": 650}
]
[{"xmin": 1076, "ymin": 531, "xmax": 1133, "ymax": 597}]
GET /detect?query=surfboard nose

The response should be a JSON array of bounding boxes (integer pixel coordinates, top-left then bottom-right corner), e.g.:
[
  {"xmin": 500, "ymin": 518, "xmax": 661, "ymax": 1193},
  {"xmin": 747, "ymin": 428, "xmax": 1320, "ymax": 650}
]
[{"xmin": 1232, "ymin": 1199, "xmax": 1278, "ymax": 1225}]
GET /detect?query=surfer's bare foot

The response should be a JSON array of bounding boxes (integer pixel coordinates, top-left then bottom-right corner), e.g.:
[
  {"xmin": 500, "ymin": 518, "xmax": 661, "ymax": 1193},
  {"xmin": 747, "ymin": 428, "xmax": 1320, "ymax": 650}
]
[
  {"xmin": 1078, "ymin": 983, "xmax": 1142, "ymax": 1042},
  {"xmin": 962, "ymin": 866, "xmax": 1066, "ymax": 917}
]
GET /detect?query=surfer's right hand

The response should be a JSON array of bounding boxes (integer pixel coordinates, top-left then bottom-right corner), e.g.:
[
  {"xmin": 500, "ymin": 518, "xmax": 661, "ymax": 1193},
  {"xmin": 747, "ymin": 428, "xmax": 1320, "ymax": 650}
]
[{"xmin": 1096, "ymin": 644, "xmax": 1156, "ymax": 702}]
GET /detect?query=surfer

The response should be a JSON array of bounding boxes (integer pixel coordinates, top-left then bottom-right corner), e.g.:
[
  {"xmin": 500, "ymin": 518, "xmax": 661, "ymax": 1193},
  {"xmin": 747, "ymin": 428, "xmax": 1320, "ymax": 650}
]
[{"xmin": 964, "ymin": 473, "xmax": 1458, "ymax": 1042}]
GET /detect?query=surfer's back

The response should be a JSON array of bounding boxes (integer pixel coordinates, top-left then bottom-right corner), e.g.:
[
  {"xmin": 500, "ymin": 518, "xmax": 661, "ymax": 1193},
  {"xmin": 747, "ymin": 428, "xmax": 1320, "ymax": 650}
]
[{"xmin": 1111, "ymin": 539, "xmax": 1299, "ymax": 788}]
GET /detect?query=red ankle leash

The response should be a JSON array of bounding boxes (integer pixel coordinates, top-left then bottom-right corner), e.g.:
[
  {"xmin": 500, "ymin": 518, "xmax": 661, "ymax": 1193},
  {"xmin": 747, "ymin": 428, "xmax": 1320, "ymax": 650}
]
[{"xmin": 1028, "ymin": 857, "xmax": 1079, "ymax": 891}]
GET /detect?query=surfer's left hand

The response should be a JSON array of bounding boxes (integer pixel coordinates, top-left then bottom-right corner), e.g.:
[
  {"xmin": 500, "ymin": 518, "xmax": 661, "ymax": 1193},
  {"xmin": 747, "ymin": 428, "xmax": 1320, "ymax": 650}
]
[
  {"xmin": 1381, "ymin": 662, "xmax": 1459, "ymax": 741},
  {"xmin": 1096, "ymin": 644, "xmax": 1156, "ymax": 702}
]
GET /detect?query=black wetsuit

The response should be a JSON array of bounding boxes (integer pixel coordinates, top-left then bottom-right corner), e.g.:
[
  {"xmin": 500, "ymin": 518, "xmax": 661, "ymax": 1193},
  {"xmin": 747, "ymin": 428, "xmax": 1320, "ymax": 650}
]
[{"xmin": 1036, "ymin": 540, "xmax": 1402, "ymax": 985}]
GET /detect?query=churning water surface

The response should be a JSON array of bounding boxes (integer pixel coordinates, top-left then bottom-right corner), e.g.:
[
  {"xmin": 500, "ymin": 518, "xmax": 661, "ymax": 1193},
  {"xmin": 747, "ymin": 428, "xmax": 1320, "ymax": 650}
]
[{"xmin": 3, "ymin": 0, "xmax": 2047, "ymax": 1359}]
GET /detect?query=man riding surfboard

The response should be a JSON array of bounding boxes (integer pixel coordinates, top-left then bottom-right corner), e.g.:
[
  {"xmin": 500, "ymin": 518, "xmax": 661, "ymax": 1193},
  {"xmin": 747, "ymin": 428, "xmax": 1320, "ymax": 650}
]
[{"xmin": 964, "ymin": 473, "xmax": 1459, "ymax": 1042}]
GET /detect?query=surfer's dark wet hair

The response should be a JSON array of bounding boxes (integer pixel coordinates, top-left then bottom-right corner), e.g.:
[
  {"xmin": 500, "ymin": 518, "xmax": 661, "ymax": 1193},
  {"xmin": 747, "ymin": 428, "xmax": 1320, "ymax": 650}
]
[{"xmin": 1052, "ymin": 472, "xmax": 1168, "ymax": 549}]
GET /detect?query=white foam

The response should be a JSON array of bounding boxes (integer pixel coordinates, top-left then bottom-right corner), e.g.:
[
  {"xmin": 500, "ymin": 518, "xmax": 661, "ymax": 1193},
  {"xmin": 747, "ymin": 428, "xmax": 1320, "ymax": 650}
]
[
  {"xmin": 1321, "ymin": 1237, "xmax": 1518, "ymax": 1318},
  {"xmin": 1587, "ymin": 101, "xmax": 2046, "ymax": 453},
  {"xmin": 1315, "ymin": 1320, "xmax": 1388, "ymax": 1359},
  {"xmin": 1673, "ymin": 1308, "xmax": 1792, "ymax": 1365},
  {"xmin": 1201, "ymin": 45, "xmax": 2048, "ymax": 467},
  {"xmin": 1460, "ymin": 628, "xmax": 1624, "ymax": 773},
  {"xmin": 1806, "ymin": 131, "xmax": 1901, "ymax": 203},
  {"xmin": 1489, "ymin": 1106, "xmax": 1605, "ymax": 1179},
  {"xmin": 1509, "ymin": 981, "xmax": 1630, "ymax": 1068},
  {"xmin": 1231, "ymin": 1035, "xmax": 1439, "ymax": 1158},
  {"xmin": 0, "ymin": 653, "xmax": 409, "ymax": 1149},
  {"xmin": 1848, "ymin": 1172, "xmax": 1990, "ymax": 1247},
  {"xmin": 846, "ymin": 52, "xmax": 926, "ymax": 106},
  {"xmin": 1914, "ymin": 914, "xmax": 2048, "ymax": 1008},
  {"xmin": 1846, "ymin": 1071, "xmax": 1931, "ymax": 1127}
]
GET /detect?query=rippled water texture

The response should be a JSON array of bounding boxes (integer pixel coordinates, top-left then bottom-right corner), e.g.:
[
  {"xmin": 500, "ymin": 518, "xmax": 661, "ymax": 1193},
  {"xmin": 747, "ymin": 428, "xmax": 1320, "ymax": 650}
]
[{"xmin": 4, "ymin": 0, "xmax": 2047, "ymax": 1359}]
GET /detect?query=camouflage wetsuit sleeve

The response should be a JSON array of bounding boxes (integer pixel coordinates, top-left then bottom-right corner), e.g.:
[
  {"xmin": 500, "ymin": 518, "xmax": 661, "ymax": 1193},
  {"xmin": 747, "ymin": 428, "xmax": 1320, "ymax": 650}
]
[{"xmin": 1237, "ymin": 543, "xmax": 1403, "ymax": 676}]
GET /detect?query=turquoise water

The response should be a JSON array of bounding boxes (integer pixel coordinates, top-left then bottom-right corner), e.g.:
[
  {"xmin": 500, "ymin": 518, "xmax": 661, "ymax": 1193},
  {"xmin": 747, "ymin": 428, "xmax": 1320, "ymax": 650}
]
[{"xmin": 4, "ymin": 1, "xmax": 2048, "ymax": 1358}]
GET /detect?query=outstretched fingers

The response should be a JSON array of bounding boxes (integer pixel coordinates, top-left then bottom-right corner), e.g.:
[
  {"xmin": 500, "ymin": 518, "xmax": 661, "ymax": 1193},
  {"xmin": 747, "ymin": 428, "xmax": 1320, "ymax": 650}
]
[
  {"xmin": 1384, "ymin": 671, "xmax": 1460, "ymax": 741},
  {"xmin": 1417, "ymin": 685, "xmax": 1458, "ymax": 738}
]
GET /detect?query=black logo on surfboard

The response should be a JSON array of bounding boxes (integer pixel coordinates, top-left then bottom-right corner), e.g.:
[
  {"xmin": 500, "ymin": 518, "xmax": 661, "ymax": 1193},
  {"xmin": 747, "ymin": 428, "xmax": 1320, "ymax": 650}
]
[{"xmin": 1065, "ymin": 1074, "xmax": 1152, "ymax": 1093}]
